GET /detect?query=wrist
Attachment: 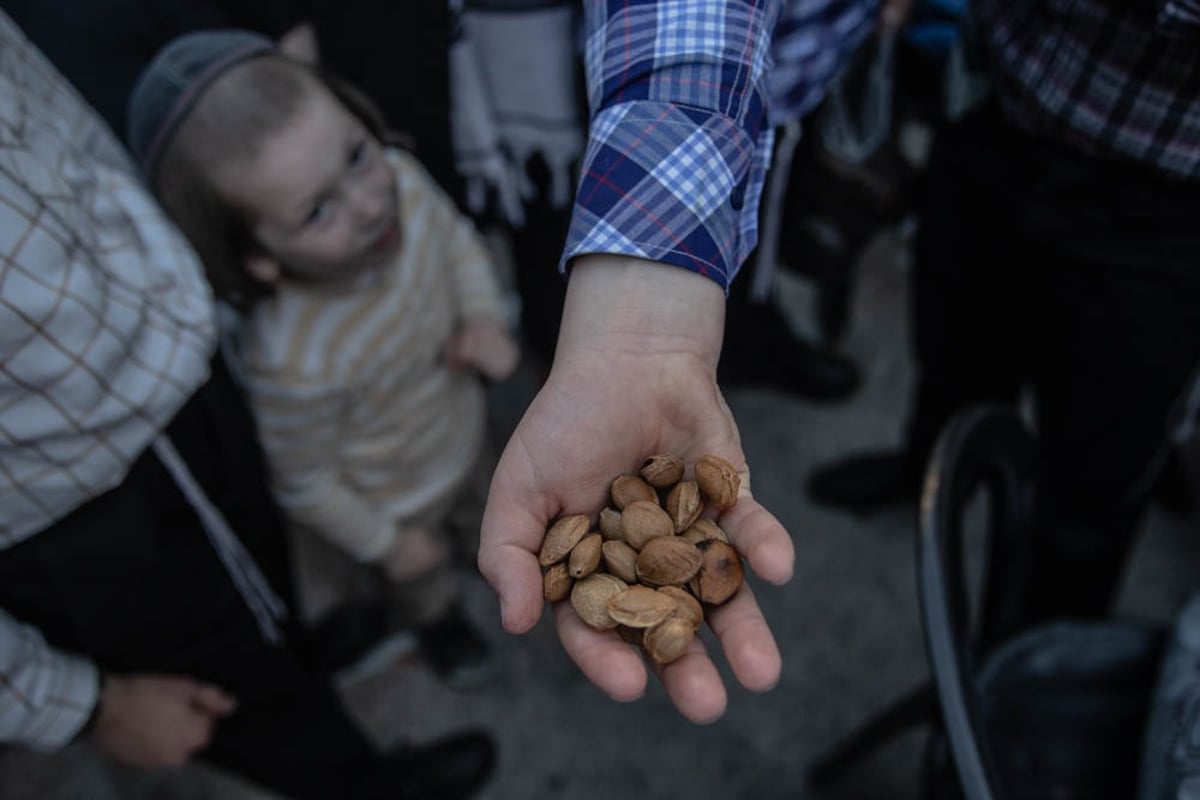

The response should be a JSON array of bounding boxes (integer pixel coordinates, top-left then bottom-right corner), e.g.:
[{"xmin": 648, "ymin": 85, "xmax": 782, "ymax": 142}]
[
  {"xmin": 560, "ymin": 255, "xmax": 726, "ymax": 368},
  {"xmin": 75, "ymin": 668, "xmax": 108, "ymax": 743}
]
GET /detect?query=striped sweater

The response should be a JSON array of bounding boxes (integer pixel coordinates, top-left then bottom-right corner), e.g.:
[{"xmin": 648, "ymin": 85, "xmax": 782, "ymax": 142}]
[{"xmin": 239, "ymin": 149, "xmax": 508, "ymax": 562}]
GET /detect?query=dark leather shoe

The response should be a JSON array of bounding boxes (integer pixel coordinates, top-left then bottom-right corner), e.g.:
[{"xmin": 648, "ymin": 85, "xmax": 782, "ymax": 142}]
[
  {"xmin": 302, "ymin": 599, "xmax": 389, "ymax": 676},
  {"xmin": 355, "ymin": 729, "xmax": 497, "ymax": 800},
  {"xmin": 418, "ymin": 604, "xmax": 498, "ymax": 691},
  {"xmin": 807, "ymin": 450, "xmax": 922, "ymax": 511}
]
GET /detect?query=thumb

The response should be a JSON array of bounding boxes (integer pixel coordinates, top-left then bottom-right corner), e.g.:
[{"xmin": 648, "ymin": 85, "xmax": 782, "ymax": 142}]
[{"xmin": 189, "ymin": 682, "xmax": 237, "ymax": 717}]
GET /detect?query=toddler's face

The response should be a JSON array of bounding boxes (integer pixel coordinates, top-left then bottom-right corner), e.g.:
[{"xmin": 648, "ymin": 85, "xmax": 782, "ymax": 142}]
[{"xmin": 213, "ymin": 80, "xmax": 401, "ymax": 286}]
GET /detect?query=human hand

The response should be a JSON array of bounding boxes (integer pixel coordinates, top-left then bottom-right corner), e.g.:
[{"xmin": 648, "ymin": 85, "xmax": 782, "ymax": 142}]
[
  {"xmin": 444, "ymin": 317, "xmax": 520, "ymax": 382},
  {"xmin": 478, "ymin": 256, "xmax": 795, "ymax": 724},
  {"xmin": 381, "ymin": 523, "xmax": 448, "ymax": 582},
  {"xmin": 90, "ymin": 674, "xmax": 236, "ymax": 768},
  {"xmin": 880, "ymin": 0, "xmax": 914, "ymax": 29}
]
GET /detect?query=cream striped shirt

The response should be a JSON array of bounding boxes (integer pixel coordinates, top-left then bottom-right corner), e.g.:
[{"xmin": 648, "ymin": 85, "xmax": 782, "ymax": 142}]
[{"xmin": 240, "ymin": 150, "xmax": 508, "ymax": 562}]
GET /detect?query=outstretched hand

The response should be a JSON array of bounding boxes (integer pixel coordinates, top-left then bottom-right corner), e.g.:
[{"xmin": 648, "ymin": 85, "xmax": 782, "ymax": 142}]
[{"xmin": 478, "ymin": 256, "xmax": 795, "ymax": 723}]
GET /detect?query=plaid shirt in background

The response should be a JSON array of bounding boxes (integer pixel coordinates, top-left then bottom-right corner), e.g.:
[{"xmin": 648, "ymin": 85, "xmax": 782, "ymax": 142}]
[
  {"xmin": 0, "ymin": 9, "xmax": 216, "ymax": 749},
  {"xmin": 983, "ymin": 0, "xmax": 1200, "ymax": 180},
  {"xmin": 769, "ymin": 0, "xmax": 879, "ymax": 123}
]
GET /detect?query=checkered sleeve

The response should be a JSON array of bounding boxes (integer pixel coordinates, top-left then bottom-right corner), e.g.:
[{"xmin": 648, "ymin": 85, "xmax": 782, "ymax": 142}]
[
  {"xmin": 0, "ymin": 609, "xmax": 100, "ymax": 749},
  {"xmin": 562, "ymin": 0, "xmax": 782, "ymax": 290},
  {"xmin": 1163, "ymin": 0, "xmax": 1200, "ymax": 25}
]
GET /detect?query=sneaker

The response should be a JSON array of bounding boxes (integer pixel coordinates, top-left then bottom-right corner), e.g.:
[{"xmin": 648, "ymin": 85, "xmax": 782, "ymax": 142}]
[
  {"xmin": 354, "ymin": 729, "xmax": 497, "ymax": 800},
  {"xmin": 807, "ymin": 450, "xmax": 922, "ymax": 511},
  {"xmin": 417, "ymin": 605, "xmax": 498, "ymax": 690}
]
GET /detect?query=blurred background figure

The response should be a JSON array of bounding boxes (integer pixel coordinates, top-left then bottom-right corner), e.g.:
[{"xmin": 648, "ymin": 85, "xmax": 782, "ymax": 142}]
[
  {"xmin": 0, "ymin": 10, "xmax": 496, "ymax": 799},
  {"xmin": 807, "ymin": 0, "xmax": 1200, "ymax": 627}
]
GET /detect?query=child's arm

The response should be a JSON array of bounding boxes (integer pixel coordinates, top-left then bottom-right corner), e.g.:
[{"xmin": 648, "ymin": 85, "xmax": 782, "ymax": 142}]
[
  {"xmin": 443, "ymin": 317, "xmax": 519, "ymax": 381},
  {"xmin": 246, "ymin": 372, "xmax": 398, "ymax": 563},
  {"xmin": 423, "ymin": 167, "xmax": 521, "ymax": 381}
]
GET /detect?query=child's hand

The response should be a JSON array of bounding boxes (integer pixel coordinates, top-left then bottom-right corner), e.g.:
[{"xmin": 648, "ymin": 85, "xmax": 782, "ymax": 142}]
[
  {"xmin": 382, "ymin": 524, "xmax": 448, "ymax": 583},
  {"xmin": 92, "ymin": 674, "xmax": 236, "ymax": 768},
  {"xmin": 444, "ymin": 318, "xmax": 520, "ymax": 381}
]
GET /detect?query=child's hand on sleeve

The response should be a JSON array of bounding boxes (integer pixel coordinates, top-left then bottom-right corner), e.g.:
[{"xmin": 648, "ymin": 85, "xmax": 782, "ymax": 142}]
[
  {"xmin": 443, "ymin": 317, "xmax": 520, "ymax": 382},
  {"xmin": 381, "ymin": 523, "xmax": 448, "ymax": 583}
]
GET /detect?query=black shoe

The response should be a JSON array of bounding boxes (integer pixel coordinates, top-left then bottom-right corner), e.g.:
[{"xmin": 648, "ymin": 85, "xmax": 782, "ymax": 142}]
[
  {"xmin": 418, "ymin": 605, "xmax": 498, "ymax": 690},
  {"xmin": 303, "ymin": 599, "xmax": 390, "ymax": 676},
  {"xmin": 355, "ymin": 729, "xmax": 497, "ymax": 800},
  {"xmin": 807, "ymin": 450, "xmax": 922, "ymax": 511}
]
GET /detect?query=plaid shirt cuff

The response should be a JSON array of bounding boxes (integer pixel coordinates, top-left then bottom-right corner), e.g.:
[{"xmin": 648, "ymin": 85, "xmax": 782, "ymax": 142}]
[
  {"xmin": 562, "ymin": 100, "xmax": 773, "ymax": 291},
  {"xmin": 562, "ymin": 0, "xmax": 779, "ymax": 291},
  {"xmin": 0, "ymin": 633, "xmax": 101, "ymax": 751}
]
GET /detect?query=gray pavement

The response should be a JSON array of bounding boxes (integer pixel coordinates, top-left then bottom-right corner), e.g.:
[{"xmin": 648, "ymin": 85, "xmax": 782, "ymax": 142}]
[{"xmin": 3, "ymin": 234, "xmax": 1197, "ymax": 800}]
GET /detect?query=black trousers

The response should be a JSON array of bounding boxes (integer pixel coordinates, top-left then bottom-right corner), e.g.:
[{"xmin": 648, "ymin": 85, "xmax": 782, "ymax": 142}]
[
  {"xmin": 0, "ymin": 356, "xmax": 377, "ymax": 799},
  {"xmin": 904, "ymin": 103, "xmax": 1200, "ymax": 623}
]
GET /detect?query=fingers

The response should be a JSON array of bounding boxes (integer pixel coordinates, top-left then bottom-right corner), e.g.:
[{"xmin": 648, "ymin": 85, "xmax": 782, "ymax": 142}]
[
  {"xmin": 189, "ymin": 682, "xmax": 237, "ymax": 717},
  {"xmin": 705, "ymin": 583, "xmax": 782, "ymax": 694},
  {"xmin": 478, "ymin": 539, "xmax": 544, "ymax": 634},
  {"xmin": 553, "ymin": 601, "xmax": 647, "ymax": 703},
  {"xmin": 181, "ymin": 682, "xmax": 236, "ymax": 760},
  {"xmin": 653, "ymin": 637, "xmax": 728, "ymax": 724},
  {"xmin": 719, "ymin": 495, "xmax": 794, "ymax": 586},
  {"xmin": 479, "ymin": 464, "xmax": 551, "ymax": 634}
]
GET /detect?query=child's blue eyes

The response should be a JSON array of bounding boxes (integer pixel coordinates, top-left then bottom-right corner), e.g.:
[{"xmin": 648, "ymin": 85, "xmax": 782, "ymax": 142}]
[
  {"xmin": 301, "ymin": 139, "xmax": 372, "ymax": 227},
  {"xmin": 305, "ymin": 201, "xmax": 330, "ymax": 226}
]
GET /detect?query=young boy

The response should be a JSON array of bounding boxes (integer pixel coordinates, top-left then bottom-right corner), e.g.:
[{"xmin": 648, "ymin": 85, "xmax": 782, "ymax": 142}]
[{"xmin": 129, "ymin": 29, "xmax": 520, "ymax": 688}]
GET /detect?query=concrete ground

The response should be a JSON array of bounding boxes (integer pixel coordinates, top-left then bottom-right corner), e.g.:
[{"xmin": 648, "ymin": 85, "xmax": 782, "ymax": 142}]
[{"xmin": 3, "ymin": 233, "xmax": 1197, "ymax": 800}]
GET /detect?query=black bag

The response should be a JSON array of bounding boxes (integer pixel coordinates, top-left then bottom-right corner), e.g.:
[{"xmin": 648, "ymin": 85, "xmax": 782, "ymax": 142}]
[{"xmin": 973, "ymin": 621, "xmax": 1163, "ymax": 800}]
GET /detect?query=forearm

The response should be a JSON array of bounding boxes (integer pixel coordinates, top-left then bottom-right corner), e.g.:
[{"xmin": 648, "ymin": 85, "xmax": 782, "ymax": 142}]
[
  {"xmin": 273, "ymin": 470, "xmax": 396, "ymax": 563},
  {"xmin": 445, "ymin": 219, "xmax": 510, "ymax": 325}
]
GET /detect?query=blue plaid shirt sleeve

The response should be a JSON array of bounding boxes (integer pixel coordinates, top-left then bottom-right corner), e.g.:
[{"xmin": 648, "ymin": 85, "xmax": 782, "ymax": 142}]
[{"xmin": 562, "ymin": 0, "xmax": 783, "ymax": 291}]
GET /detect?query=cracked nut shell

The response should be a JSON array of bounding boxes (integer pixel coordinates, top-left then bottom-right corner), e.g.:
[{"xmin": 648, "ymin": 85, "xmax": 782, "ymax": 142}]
[
  {"xmin": 635, "ymin": 536, "xmax": 703, "ymax": 587},
  {"xmin": 568, "ymin": 533, "xmax": 603, "ymax": 579},
  {"xmin": 639, "ymin": 454, "xmax": 685, "ymax": 489},
  {"xmin": 610, "ymin": 475, "xmax": 658, "ymax": 510},
  {"xmin": 539, "ymin": 514, "xmax": 591, "ymax": 566},
  {"xmin": 644, "ymin": 616, "xmax": 696, "ymax": 664},
  {"xmin": 658, "ymin": 585, "xmax": 704, "ymax": 628},
  {"xmin": 607, "ymin": 585, "xmax": 677, "ymax": 628},
  {"xmin": 601, "ymin": 539, "xmax": 639, "ymax": 583},
  {"xmin": 571, "ymin": 573, "xmax": 628, "ymax": 630},
  {"xmin": 694, "ymin": 455, "xmax": 741, "ymax": 510},
  {"xmin": 665, "ymin": 480, "xmax": 703, "ymax": 532},
  {"xmin": 690, "ymin": 539, "xmax": 745, "ymax": 605},
  {"xmin": 543, "ymin": 562, "xmax": 572, "ymax": 603},
  {"xmin": 620, "ymin": 500, "xmax": 674, "ymax": 550}
]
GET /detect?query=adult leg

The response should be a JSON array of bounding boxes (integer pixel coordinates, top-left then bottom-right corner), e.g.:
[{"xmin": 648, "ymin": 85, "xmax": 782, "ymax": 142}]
[
  {"xmin": 808, "ymin": 104, "xmax": 1033, "ymax": 510},
  {"xmin": 1021, "ymin": 160, "xmax": 1200, "ymax": 622}
]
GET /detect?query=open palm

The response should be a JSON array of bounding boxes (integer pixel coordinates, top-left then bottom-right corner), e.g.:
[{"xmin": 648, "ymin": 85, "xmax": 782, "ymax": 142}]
[{"xmin": 478, "ymin": 257, "xmax": 794, "ymax": 723}]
